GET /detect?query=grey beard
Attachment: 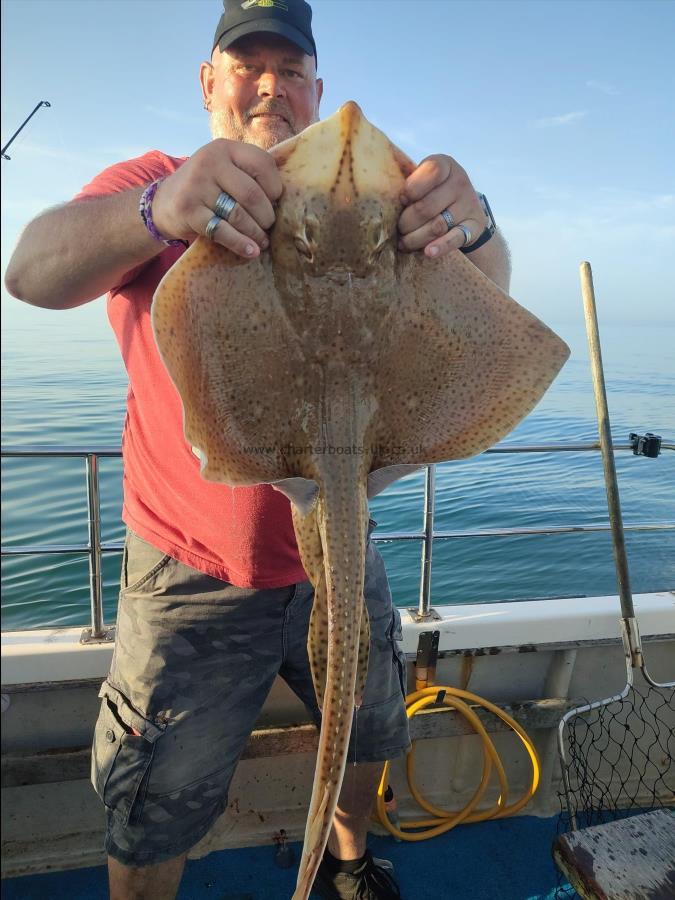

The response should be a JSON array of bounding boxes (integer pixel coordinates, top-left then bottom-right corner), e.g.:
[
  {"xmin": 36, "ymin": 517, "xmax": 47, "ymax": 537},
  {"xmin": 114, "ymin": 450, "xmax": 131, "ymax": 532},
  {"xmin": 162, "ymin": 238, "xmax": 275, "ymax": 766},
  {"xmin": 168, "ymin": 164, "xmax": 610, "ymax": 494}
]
[{"xmin": 209, "ymin": 109, "xmax": 291, "ymax": 150}]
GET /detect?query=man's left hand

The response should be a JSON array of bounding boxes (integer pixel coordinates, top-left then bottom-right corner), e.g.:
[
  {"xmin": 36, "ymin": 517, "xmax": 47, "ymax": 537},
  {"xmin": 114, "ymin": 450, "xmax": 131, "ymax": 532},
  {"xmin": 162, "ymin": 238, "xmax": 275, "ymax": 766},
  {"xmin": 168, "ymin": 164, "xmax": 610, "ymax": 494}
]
[{"xmin": 397, "ymin": 154, "xmax": 487, "ymax": 258}]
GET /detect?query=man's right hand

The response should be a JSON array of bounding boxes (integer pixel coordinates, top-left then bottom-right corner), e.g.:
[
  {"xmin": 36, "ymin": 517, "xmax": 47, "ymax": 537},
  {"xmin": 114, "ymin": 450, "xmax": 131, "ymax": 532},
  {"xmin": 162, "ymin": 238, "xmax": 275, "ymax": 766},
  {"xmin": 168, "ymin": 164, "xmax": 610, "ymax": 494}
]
[
  {"xmin": 152, "ymin": 139, "xmax": 283, "ymax": 259},
  {"xmin": 5, "ymin": 140, "xmax": 287, "ymax": 309}
]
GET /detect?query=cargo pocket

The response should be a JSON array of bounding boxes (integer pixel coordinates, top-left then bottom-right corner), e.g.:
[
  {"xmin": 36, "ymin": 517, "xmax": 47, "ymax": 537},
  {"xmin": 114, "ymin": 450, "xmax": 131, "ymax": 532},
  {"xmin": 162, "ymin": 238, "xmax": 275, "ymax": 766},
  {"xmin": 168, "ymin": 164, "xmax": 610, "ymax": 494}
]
[
  {"xmin": 120, "ymin": 530, "xmax": 172, "ymax": 595},
  {"xmin": 91, "ymin": 681, "xmax": 166, "ymax": 828},
  {"xmin": 387, "ymin": 606, "xmax": 408, "ymax": 698}
]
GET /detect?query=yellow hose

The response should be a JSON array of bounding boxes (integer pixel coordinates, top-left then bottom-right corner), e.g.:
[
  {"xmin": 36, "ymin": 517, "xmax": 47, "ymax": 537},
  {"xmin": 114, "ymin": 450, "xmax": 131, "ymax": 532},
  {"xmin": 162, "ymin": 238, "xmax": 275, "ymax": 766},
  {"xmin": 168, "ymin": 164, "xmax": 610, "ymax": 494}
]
[{"xmin": 374, "ymin": 686, "xmax": 541, "ymax": 841}]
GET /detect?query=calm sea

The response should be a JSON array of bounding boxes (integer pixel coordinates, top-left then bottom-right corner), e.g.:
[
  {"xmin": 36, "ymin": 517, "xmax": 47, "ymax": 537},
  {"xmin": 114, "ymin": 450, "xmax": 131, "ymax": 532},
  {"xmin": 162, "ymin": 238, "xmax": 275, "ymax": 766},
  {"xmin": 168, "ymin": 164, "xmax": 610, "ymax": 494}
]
[{"xmin": 2, "ymin": 311, "xmax": 674, "ymax": 631}]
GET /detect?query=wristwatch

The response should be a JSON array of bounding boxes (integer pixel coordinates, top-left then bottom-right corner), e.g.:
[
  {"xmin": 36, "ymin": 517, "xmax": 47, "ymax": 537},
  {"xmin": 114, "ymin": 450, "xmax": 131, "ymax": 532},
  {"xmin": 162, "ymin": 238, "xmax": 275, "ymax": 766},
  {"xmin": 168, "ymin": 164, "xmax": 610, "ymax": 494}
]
[{"xmin": 461, "ymin": 193, "xmax": 496, "ymax": 254}]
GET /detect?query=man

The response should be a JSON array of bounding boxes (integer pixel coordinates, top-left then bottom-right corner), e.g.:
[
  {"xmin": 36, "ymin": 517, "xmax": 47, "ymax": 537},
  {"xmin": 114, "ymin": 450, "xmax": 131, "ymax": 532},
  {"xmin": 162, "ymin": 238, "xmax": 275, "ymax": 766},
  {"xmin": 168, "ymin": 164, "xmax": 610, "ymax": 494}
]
[{"xmin": 6, "ymin": 2, "xmax": 510, "ymax": 898}]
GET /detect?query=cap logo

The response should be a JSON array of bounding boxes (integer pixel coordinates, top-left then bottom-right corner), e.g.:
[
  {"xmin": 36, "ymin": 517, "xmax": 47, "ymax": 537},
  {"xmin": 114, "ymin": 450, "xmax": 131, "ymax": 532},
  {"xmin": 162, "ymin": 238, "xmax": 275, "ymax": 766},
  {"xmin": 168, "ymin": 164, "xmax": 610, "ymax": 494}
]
[{"xmin": 241, "ymin": 0, "xmax": 289, "ymax": 10}]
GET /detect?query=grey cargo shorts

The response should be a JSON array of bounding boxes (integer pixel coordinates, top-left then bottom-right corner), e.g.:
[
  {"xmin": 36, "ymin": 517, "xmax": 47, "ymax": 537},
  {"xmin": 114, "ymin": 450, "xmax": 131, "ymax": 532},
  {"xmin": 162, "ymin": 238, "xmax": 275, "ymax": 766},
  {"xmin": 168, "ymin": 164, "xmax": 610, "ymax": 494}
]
[{"xmin": 91, "ymin": 524, "xmax": 410, "ymax": 866}]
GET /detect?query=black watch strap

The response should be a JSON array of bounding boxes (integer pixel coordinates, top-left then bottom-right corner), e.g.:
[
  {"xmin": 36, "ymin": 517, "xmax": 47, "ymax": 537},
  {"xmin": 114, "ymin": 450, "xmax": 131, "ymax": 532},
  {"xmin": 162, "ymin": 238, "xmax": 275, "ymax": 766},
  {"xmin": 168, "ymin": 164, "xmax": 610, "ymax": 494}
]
[{"xmin": 461, "ymin": 193, "xmax": 496, "ymax": 254}]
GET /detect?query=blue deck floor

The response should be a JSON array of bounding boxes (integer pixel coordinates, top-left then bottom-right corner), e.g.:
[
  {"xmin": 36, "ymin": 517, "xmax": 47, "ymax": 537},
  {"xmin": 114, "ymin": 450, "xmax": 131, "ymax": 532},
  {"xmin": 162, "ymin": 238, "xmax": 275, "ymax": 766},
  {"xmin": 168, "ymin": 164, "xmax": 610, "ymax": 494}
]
[{"xmin": 3, "ymin": 815, "xmax": 569, "ymax": 899}]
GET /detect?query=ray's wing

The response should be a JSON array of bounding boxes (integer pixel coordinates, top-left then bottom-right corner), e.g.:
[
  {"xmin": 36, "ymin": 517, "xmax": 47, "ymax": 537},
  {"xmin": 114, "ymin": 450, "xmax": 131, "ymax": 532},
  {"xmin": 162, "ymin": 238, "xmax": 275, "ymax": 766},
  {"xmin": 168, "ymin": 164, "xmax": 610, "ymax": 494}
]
[
  {"xmin": 152, "ymin": 239, "xmax": 302, "ymax": 485},
  {"xmin": 371, "ymin": 251, "xmax": 570, "ymax": 469}
]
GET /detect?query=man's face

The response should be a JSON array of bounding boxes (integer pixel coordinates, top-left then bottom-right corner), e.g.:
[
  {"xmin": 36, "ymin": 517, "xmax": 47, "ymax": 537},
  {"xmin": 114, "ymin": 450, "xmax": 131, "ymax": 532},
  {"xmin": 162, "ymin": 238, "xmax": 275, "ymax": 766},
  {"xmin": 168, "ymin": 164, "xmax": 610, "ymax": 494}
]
[{"xmin": 200, "ymin": 33, "xmax": 323, "ymax": 150}]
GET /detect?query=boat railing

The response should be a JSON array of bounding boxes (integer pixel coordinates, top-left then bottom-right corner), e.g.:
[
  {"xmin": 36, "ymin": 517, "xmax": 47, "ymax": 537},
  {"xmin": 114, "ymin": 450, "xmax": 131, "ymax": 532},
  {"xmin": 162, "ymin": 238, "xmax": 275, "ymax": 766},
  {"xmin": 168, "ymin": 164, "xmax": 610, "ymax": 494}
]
[{"xmin": 2, "ymin": 440, "xmax": 674, "ymax": 642}]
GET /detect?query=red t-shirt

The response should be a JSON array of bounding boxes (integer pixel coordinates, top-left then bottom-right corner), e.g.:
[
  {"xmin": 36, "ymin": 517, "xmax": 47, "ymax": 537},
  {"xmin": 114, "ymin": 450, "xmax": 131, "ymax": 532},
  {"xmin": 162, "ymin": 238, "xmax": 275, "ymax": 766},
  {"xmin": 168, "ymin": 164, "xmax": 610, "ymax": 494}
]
[{"xmin": 73, "ymin": 150, "xmax": 306, "ymax": 588}]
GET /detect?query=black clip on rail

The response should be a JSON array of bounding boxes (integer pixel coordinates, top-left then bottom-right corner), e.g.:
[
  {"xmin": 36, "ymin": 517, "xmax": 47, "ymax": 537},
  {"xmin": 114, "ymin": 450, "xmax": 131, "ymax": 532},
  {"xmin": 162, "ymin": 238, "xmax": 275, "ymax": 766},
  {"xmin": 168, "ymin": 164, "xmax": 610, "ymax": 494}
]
[{"xmin": 629, "ymin": 432, "xmax": 662, "ymax": 458}]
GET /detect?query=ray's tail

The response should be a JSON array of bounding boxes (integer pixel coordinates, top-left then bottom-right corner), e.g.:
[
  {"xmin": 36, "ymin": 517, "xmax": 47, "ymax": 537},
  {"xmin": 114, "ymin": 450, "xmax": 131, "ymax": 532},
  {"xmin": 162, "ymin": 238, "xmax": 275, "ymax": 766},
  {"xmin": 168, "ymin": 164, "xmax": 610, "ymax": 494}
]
[{"xmin": 292, "ymin": 456, "xmax": 370, "ymax": 900}]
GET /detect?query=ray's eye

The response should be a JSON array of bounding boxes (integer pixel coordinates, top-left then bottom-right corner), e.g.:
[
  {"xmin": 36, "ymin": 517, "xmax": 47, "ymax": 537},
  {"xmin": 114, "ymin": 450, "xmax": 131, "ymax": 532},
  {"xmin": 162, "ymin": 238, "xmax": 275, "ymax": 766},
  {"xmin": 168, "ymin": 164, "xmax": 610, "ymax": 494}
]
[
  {"xmin": 294, "ymin": 238, "xmax": 313, "ymax": 260},
  {"xmin": 371, "ymin": 229, "xmax": 390, "ymax": 259},
  {"xmin": 296, "ymin": 213, "xmax": 319, "ymax": 261}
]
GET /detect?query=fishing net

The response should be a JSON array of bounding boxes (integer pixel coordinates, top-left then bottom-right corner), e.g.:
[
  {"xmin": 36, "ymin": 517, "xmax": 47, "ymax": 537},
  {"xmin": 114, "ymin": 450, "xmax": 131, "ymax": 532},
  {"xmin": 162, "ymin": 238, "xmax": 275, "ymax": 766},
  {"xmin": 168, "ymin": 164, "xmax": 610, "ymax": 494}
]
[
  {"xmin": 554, "ymin": 673, "xmax": 675, "ymax": 898},
  {"xmin": 559, "ymin": 677, "xmax": 674, "ymax": 830}
]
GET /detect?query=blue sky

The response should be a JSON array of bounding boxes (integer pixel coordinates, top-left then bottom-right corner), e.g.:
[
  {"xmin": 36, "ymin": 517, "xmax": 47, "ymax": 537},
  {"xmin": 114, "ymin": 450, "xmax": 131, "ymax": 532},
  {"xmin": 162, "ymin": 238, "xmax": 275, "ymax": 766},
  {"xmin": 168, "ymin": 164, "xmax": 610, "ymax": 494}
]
[{"xmin": 2, "ymin": 0, "xmax": 674, "ymax": 334}]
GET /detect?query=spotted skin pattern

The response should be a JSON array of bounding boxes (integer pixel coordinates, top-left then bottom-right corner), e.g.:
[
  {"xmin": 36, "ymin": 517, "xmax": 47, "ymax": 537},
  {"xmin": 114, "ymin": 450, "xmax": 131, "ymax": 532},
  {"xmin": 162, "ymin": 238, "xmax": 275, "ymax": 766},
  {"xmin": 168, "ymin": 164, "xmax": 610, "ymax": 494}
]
[{"xmin": 152, "ymin": 101, "xmax": 570, "ymax": 899}]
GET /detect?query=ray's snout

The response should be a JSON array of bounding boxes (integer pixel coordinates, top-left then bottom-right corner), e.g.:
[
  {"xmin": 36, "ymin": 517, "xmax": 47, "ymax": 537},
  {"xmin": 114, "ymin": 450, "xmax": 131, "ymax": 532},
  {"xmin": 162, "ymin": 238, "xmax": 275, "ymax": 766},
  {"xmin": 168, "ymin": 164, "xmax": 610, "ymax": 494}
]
[
  {"xmin": 337, "ymin": 99, "xmax": 365, "ymax": 129},
  {"xmin": 271, "ymin": 100, "xmax": 412, "ymax": 282}
]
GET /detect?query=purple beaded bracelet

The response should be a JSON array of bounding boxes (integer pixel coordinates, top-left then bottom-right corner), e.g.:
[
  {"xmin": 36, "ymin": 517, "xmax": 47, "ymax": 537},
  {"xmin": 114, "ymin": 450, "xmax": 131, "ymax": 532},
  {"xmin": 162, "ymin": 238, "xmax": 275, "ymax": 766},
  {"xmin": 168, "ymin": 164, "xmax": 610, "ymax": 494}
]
[{"xmin": 139, "ymin": 178, "xmax": 188, "ymax": 248}]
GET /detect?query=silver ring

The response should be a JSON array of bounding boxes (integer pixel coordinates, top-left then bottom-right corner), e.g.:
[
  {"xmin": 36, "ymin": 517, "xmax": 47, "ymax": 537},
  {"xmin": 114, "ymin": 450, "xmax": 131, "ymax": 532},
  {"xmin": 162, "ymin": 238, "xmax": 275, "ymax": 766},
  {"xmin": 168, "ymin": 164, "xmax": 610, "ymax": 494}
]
[
  {"xmin": 440, "ymin": 209, "xmax": 455, "ymax": 232},
  {"xmin": 214, "ymin": 191, "xmax": 237, "ymax": 222},
  {"xmin": 205, "ymin": 215, "xmax": 222, "ymax": 242},
  {"xmin": 457, "ymin": 224, "xmax": 472, "ymax": 247}
]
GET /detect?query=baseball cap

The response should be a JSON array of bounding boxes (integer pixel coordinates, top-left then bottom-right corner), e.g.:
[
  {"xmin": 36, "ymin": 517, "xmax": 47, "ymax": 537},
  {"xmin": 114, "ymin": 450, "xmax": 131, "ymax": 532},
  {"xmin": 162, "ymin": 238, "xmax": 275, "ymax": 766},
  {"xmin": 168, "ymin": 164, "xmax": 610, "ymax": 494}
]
[{"xmin": 213, "ymin": 0, "xmax": 317, "ymax": 61}]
